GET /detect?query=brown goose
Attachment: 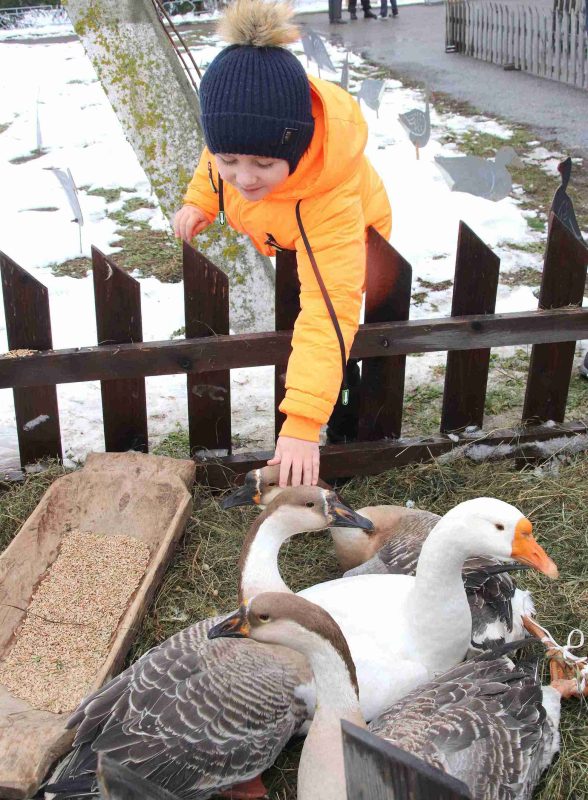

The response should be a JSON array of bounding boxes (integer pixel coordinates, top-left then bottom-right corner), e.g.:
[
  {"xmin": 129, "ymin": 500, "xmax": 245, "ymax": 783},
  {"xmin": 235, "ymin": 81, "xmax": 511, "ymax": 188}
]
[
  {"xmin": 46, "ymin": 487, "xmax": 373, "ymax": 800},
  {"xmin": 223, "ymin": 466, "xmax": 533, "ymax": 649},
  {"xmin": 210, "ymin": 592, "xmax": 569, "ymax": 800}
]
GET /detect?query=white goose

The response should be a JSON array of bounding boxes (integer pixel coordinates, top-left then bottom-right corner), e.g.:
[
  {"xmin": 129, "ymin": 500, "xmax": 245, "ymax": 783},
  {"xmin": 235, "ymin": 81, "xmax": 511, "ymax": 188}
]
[
  {"xmin": 210, "ymin": 592, "xmax": 570, "ymax": 800},
  {"xmin": 223, "ymin": 466, "xmax": 536, "ymax": 650},
  {"xmin": 47, "ymin": 488, "xmax": 373, "ymax": 800}
]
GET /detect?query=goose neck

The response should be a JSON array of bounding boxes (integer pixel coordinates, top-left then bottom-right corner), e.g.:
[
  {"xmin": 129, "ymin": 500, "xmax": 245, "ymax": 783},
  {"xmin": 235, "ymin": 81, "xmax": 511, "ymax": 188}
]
[
  {"xmin": 239, "ymin": 516, "xmax": 294, "ymax": 602},
  {"xmin": 414, "ymin": 520, "xmax": 470, "ymax": 590}
]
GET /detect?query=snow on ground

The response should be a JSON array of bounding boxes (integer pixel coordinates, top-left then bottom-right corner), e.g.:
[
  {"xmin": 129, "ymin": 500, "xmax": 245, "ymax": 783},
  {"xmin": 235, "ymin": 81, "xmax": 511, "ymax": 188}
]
[{"xmin": 0, "ymin": 12, "xmax": 584, "ymax": 472}]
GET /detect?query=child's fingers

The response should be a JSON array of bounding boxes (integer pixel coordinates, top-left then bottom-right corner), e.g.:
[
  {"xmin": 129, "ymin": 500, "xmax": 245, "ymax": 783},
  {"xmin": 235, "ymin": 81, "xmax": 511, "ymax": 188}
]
[
  {"xmin": 267, "ymin": 454, "xmax": 281, "ymax": 465},
  {"xmin": 291, "ymin": 457, "xmax": 303, "ymax": 488},
  {"xmin": 312, "ymin": 452, "xmax": 320, "ymax": 486},
  {"xmin": 279, "ymin": 454, "xmax": 293, "ymax": 488},
  {"xmin": 302, "ymin": 455, "xmax": 313, "ymax": 486}
]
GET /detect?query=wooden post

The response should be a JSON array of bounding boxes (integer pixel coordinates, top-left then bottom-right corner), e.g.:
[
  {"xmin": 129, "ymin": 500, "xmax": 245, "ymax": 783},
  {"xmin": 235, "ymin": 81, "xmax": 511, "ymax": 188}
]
[
  {"xmin": 274, "ymin": 250, "xmax": 300, "ymax": 439},
  {"xmin": 93, "ymin": 246, "xmax": 148, "ymax": 453},
  {"xmin": 441, "ymin": 222, "xmax": 500, "ymax": 433},
  {"xmin": 342, "ymin": 721, "xmax": 473, "ymax": 800},
  {"xmin": 0, "ymin": 251, "xmax": 62, "ymax": 467},
  {"xmin": 522, "ymin": 213, "xmax": 588, "ymax": 424},
  {"xmin": 183, "ymin": 242, "xmax": 231, "ymax": 455},
  {"xmin": 358, "ymin": 229, "xmax": 412, "ymax": 441}
]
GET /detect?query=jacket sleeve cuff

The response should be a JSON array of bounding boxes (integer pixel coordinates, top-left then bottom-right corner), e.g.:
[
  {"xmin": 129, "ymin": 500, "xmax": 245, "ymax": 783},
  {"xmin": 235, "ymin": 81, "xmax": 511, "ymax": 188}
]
[{"xmin": 279, "ymin": 414, "xmax": 322, "ymax": 443}]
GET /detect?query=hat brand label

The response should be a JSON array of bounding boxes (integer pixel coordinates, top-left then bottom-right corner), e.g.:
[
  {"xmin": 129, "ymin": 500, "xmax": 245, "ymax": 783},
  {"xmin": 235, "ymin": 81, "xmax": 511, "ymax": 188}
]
[{"xmin": 281, "ymin": 127, "xmax": 298, "ymax": 144}]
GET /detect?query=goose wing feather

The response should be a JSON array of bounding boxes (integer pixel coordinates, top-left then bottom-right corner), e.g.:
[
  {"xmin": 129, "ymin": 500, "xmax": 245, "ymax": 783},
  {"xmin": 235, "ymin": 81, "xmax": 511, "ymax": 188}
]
[
  {"xmin": 56, "ymin": 618, "xmax": 310, "ymax": 798},
  {"xmin": 369, "ymin": 654, "xmax": 552, "ymax": 800}
]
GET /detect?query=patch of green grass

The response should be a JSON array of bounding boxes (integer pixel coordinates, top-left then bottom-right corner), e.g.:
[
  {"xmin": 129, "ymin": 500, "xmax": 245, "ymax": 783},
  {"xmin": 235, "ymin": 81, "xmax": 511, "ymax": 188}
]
[
  {"xmin": 50, "ymin": 256, "xmax": 92, "ymax": 279},
  {"xmin": 9, "ymin": 150, "xmax": 44, "ymax": 165},
  {"xmin": 25, "ymin": 206, "xmax": 59, "ymax": 213},
  {"xmin": 500, "ymin": 266, "xmax": 542, "ymax": 288},
  {"xmin": 402, "ymin": 382, "xmax": 444, "ymax": 435},
  {"xmin": 498, "ymin": 240, "xmax": 546, "ymax": 255},
  {"xmin": 0, "ymin": 122, "xmax": 10, "ymax": 135},
  {"xmin": 411, "ymin": 290, "xmax": 428, "ymax": 305},
  {"xmin": 527, "ymin": 215, "xmax": 547, "ymax": 233},
  {"xmin": 85, "ymin": 186, "xmax": 124, "ymax": 203},
  {"xmin": 417, "ymin": 277, "xmax": 453, "ymax": 292}
]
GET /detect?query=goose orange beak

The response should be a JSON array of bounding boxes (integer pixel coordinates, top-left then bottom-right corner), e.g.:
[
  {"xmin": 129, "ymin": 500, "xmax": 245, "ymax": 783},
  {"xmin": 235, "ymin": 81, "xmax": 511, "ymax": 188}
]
[
  {"xmin": 208, "ymin": 606, "xmax": 251, "ymax": 639},
  {"xmin": 511, "ymin": 517, "xmax": 558, "ymax": 579}
]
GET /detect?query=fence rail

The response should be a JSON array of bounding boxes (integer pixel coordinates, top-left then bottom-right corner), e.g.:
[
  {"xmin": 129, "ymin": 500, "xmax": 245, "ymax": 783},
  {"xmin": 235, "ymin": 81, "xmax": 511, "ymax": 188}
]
[
  {"xmin": 446, "ymin": 0, "xmax": 588, "ymax": 90},
  {"xmin": 1, "ymin": 214, "xmax": 587, "ymax": 485}
]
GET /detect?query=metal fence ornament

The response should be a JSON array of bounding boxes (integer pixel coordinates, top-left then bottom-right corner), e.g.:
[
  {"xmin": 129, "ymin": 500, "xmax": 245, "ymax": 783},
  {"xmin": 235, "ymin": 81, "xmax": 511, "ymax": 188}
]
[
  {"xmin": 434, "ymin": 146, "xmax": 521, "ymax": 202},
  {"xmin": 300, "ymin": 31, "xmax": 336, "ymax": 77},
  {"xmin": 36, "ymin": 90, "xmax": 43, "ymax": 153},
  {"xmin": 357, "ymin": 79, "xmax": 386, "ymax": 117},
  {"xmin": 340, "ymin": 50, "xmax": 350, "ymax": 92},
  {"xmin": 398, "ymin": 89, "xmax": 430, "ymax": 160},
  {"xmin": 550, "ymin": 157, "xmax": 584, "ymax": 243},
  {"xmin": 46, "ymin": 167, "xmax": 84, "ymax": 251}
]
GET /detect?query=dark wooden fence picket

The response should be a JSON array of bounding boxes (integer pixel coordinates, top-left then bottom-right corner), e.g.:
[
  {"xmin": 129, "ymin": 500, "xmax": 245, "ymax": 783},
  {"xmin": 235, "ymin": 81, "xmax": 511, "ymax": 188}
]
[
  {"xmin": 342, "ymin": 721, "xmax": 472, "ymax": 800},
  {"xmin": 183, "ymin": 242, "xmax": 231, "ymax": 455},
  {"xmin": 358, "ymin": 228, "xmax": 412, "ymax": 441},
  {"xmin": 0, "ymin": 251, "xmax": 62, "ymax": 467},
  {"xmin": 274, "ymin": 249, "xmax": 300, "ymax": 438},
  {"xmin": 93, "ymin": 246, "xmax": 148, "ymax": 453},
  {"xmin": 522, "ymin": 213, "xmax": 588, "ymax": 423},
  {"xmin": 441, "ymin": 222, "xmax": 500, "ymax": 433}
]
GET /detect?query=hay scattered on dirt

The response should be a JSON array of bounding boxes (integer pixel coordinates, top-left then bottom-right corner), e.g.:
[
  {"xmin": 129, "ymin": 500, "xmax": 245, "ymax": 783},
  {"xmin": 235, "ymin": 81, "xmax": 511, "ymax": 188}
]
[{"xmin": 0, "ymin": 530, "xmax": 150, "ymax": 714}]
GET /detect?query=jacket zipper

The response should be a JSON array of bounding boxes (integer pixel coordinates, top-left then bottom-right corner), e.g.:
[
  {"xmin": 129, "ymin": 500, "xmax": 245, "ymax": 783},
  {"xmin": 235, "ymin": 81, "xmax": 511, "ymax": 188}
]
[{"xmin": 208, "ymin": 161, "xmax": 226, "ymax": 225}]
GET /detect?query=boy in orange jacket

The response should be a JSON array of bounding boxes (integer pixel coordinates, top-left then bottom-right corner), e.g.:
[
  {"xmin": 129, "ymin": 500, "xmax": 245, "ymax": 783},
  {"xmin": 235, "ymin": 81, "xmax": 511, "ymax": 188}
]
[{"xmin": 174, "ymin": 0, "xmax": 392, "ymax": 488}]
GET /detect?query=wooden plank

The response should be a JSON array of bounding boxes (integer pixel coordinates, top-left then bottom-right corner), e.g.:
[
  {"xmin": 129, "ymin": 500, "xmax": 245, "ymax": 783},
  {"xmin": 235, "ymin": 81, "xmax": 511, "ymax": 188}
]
[
  {"xmin": 93, "ymin": 247, "xmax": 148, "ymax": 453},
  {"xmin": 274, "ymin": 249, "xmax": 300, "ymax": 438},
  {"xmin": 0, "ymin": 451, "xmax": 195, "ymax": 799},
  {"xmin": 1, "ymin": 306, "xmax": 588, "ymax": 389},
  {"xmin": 0, "ymin": 250, "xmax": 62, "ymax": 468},
  {"xmin": 441, "ymin": 222, "xmax": 500, "ymax": 433},
  {"xmin": 183, "ymin": 242, "xmax": 231, "ymax": 455},
  {"xmin": 359, "ymin": 229, "xmax": 412, "ymax": 441},
  {"xmin": 342, "ymin": 722, "xmax": 472, "ymax": 800},
  {"xmin": 522, "ymin": 214, "xmax": 588, "ymax": 424},
  {"xmin": 197, "ymin": 421, "xmax": 588, "ymax": 487},
  {"xmin": 555, "ymin": 7, "xmax": 562, "ymax": 81}
]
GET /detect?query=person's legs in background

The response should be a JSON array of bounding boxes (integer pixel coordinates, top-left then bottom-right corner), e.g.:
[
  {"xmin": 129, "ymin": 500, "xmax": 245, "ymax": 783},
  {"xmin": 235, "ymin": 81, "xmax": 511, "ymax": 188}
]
[
  {"xmin": 348, "ymin": 0, "xmax": 358, "ymax": 20},
  {"xmin": 329, "ymin": 0, "xmax": 346, "ymax": 24},
  {"xmin": 389, "ymin": 0, "xmax": 398, "ymax": 15},
  {"xmin": 361, "ymin": 0, "xmax": 378, "ymax": 18},
  {"xmin": 379, "ymin": 0, "xmax": 388, "ymax": 17}
]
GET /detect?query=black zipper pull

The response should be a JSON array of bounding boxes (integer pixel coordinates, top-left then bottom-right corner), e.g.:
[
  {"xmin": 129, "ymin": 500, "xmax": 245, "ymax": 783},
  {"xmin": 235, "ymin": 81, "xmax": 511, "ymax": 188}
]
[{"xmin": 218, "ymin": 176, "xmax": 225, "ymax": 226}]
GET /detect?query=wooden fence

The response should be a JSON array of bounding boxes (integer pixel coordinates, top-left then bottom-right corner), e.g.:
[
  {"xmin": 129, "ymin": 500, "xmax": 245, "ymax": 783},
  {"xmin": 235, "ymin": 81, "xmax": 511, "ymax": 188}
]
[
  {"xmin": 446, "ymin": 0, "xmax": 588, "ymax": 90},
  {"xmin": 342, "ymin": 721, "xmax": 472, "ymax": 799},
  {"xmin": 1, "ymin": 213, "xmax": 588, "ymax": 487}
]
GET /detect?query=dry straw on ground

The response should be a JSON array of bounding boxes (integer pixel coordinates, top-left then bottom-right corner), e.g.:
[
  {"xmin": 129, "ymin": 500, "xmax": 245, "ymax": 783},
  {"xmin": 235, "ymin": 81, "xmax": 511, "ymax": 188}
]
[
  {"xmin": 1, "ymin": 451, "xmax": 587, "ymax": 797},
  {"xmin": 0, "ymin": 530, "xmax": 150, "ymax": 714}
]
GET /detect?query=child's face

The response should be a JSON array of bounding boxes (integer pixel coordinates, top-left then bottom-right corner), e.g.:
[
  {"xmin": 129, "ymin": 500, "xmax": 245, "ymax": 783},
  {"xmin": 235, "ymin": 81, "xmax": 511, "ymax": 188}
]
[{"xmin": 215, "ymin": 154, "xmax": 290, "ymax": 201}]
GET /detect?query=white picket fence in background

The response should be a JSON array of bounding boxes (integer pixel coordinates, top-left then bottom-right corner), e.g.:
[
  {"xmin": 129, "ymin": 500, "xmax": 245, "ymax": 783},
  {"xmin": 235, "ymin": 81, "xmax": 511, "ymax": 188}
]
[{"xmin": 445, "ymin": 0, "xmax": 588, "ymax": 90}]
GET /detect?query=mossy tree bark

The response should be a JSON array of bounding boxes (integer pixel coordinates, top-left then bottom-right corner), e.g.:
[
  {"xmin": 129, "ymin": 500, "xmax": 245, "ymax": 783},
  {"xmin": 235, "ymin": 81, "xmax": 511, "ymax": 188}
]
[{"xmin": 63, "ymin": 0, "xmax": 274, "ymax": 332}]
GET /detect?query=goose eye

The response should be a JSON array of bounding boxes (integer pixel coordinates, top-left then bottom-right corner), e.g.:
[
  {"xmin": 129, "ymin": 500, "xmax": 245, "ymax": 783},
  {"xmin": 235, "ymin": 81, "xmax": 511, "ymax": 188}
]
[
  {"xmin": 306, "ymin": 501, "xmax": 315, "ymax": 508},
  {"xmin": 495, "ymin": 523, "xmax": 505, "ymax": 531},
  {"xmin": 258, "ymin": 614, "xmax": 270, "ymax": 622},
  {"xmin": 268, "ymin": 482, "xmax": 276, "ymax": 487}
]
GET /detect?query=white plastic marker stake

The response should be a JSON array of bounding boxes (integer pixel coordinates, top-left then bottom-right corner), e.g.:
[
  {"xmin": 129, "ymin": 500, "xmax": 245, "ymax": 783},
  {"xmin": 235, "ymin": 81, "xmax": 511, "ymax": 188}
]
[{"xmin": 46, "ymin": 167, "xmax": 84, "ymax": 253}]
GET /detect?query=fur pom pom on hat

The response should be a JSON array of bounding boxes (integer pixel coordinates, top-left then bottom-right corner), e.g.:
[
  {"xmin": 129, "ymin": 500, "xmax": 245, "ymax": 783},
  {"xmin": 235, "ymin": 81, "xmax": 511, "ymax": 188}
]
[{"xmin": 200, "ymin": 0, "xmax": 315, "ymax": 174}]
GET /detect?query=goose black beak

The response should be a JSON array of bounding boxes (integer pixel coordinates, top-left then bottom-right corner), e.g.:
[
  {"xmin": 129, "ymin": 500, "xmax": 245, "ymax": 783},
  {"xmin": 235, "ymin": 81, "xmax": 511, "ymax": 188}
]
[
  {"xmin": 221, "ymin": 481, "xmax": 261, "ymax": 510},
  {"xmin": 208, "ymin": 606, "xmax": 250, "ymax": 639},
  {"xmin": 328, "ymin": 495, "xmax": 374, "ymax": 532}
]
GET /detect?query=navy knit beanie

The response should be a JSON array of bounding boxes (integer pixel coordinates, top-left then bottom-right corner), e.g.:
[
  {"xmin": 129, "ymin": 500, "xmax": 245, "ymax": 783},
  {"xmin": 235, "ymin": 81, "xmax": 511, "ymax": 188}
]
[{"xmin": 200, "ymin": 0, "xmax": 315, "ymax": 174}]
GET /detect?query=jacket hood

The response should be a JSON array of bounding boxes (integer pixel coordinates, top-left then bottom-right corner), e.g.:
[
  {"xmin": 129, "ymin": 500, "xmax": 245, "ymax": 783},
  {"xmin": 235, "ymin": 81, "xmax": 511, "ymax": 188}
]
[{"xmin": 271, "ymin": 75, "xmax": 368, "ymax": 201}]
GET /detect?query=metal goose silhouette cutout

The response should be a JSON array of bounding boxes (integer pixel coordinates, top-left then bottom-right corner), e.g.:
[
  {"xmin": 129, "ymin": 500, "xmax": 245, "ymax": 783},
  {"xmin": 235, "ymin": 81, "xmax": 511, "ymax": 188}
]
[
  {"xmin": 398, "ymin": 89, "xmax": 430, "ymax": 159},
  {"xmin": 435, "ymin": 146, "xmax": 521, "ymax": 202},
  {"xmin": 340, "ymin": 51, "xmax": 350, "ymax": 92},
  {"xmin": 301, "ymin": 31, "xmax": 336, "ymax": 76},
  {"xmin": 357, "ymin": 79, "xmax": 386, "ymax": 117},
  {"xmin": 550, "ymin": 157, "xmax": 584, "ymax": 242}
]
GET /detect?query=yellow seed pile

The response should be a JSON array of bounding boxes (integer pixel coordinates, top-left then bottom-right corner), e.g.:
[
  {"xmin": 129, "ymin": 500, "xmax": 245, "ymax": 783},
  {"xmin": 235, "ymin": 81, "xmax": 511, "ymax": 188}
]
[{"xmin": 0, "ymin": 530, "xmax": 150, "ymax": 714}]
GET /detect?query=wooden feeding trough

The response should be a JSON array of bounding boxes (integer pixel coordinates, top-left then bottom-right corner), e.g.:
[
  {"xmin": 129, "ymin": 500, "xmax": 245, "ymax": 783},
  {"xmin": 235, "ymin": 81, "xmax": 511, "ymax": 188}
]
[{"xmin": 0, "ymin": 451, "xmax": 195, "ymax": 799}]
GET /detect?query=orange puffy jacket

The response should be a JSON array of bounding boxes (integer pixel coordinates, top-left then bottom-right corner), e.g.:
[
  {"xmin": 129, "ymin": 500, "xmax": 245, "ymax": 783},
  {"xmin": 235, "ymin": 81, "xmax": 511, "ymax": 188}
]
[{"xmin": 184, "ymin": 75, "xmax": 392, "ymax": 443}]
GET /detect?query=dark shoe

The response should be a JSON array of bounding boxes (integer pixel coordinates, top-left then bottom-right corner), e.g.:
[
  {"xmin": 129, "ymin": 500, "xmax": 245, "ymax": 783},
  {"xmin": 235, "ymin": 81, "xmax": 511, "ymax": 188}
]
[
  {"xmin": 392, "ymin": 10, "xmax": 398, "ymax": 15},
  {"xmin": 350, "ymin": 11, "xmax": 358, "ymax": 19},
  {"xmin": 379, "ymin": 13, "xmax": 388, "ymax": 17},
  {"xmin": 364, "ymin": 10, "xmax": 378, "ymax": 17}
]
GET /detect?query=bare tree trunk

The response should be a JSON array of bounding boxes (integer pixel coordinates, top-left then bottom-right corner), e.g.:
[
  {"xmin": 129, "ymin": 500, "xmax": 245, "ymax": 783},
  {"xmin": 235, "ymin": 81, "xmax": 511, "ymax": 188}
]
[{"xmin": 63, "ymin": 0, "xmax": 274, "ymax": 332}]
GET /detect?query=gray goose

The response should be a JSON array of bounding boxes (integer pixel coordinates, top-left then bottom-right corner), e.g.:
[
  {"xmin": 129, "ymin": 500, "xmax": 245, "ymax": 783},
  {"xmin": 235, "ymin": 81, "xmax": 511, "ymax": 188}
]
[
  {"xmin": 46, "ymin": 487, "xmax": 373, "ymax": 800},
  {"xmin": 97, "ymin": 755, "xmax": 181, "ymax": 800},
  {"xmin": 223, "ymin": 466, "xmax": 533, "ymax": 649},
  {"xmin": 398, "ymin": 89, "xmax": 430, "ymax": 159},
  {"xmin": 435, "ymin": 146, "xmax": 521, "ymax": 202},
  {"xmin": 210, "ymin": 592, "xmax": 568, "ymax": 800}
]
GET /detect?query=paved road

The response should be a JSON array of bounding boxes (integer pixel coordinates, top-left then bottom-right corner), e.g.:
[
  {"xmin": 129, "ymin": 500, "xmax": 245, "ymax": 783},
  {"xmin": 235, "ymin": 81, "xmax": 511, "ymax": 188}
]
[{"xmin": 301, "ymin": 3, "xmax": 588, "ymax": 156}]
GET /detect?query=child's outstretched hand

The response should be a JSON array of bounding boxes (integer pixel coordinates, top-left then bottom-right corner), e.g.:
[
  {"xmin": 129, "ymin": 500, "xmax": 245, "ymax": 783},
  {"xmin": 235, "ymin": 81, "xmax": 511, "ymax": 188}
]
[
  {"xmin": 268, "ymin": 436, "xmax": 320, "ymax": 488},
  {"xmin": 173, "ymin": 205, "xmax": 211, "ymax": 242}
]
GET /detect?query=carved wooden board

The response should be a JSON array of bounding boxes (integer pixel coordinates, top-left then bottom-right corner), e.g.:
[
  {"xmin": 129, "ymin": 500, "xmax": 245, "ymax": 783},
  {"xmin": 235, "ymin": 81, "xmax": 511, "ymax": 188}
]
[{"xmin": 0, "ymin": 451, "xmax": 196, "ymax": 799}]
